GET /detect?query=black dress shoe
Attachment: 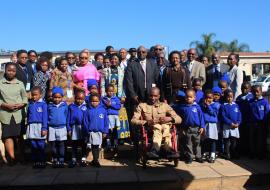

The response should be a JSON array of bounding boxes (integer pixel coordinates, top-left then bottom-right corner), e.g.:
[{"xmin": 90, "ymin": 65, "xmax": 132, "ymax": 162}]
[
  {"xmin": 185, "ymin": 158, "xmax": 192, "ymax": 164},
  {"xmin": 167, "ymin": 150, "xmax": 180, "ymax": 159},
  {"xmin": 195, "ymin": 157, "xmax": 204, "ymax": 163},
  {"xmin": 223, "ymin": 153, "xmax": 231, "ymax": 160},
  {"xmin": 146, "ymin": 150, "xmax": 159, "ymax": 159},
  {"xmin": 90, "ymin": 160, "xmax": 101, "ymax": 168}
]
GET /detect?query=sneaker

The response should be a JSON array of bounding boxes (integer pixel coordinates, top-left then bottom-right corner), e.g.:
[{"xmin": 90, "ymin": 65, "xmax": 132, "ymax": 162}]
[
  {"xmin": 80, "ymin": 160, "xmax": 87, "ymax": 167},
  {"xmin": 146, "ymin": 150, "xmax": 159, "ymax": 159},
  {"xmin": 52, "ymin": 161, "xmax": 58, "ymax": 168},
  {"xmin": 68, "ymin": 160, "xmax": 76, "ymax": 168},
  {"xmin": 208, "ymin": 157, "xmax": 215, "ymax": 163},
  {"xmin": 59, "ymin": 161, "xmax": 65, "ymax": 168},
  {"xmin": 32, "ymin": 162, "xmax": 37, "ymax": 169},
  {"xmin": 40, "ymin": 162, "xmax": 46, "ymax": 168}
]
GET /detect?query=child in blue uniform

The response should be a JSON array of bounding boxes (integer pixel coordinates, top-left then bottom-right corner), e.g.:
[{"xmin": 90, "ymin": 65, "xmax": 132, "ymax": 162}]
[
  {"xmin": 102, "ymin": 84, "xmax": 121, "ymax": 152},
  {"xmin": 173, "ymin": 89, "xmax": 205, "ymax": 164},
  {"xmin": 83, "ymin": 93, "xmax": 109, "ymax": 167},
  {"xmin": 192, "ymin": 78, "xmax": 204, "ymax": 104},
  {"xmin": 220, "ymin": 89, "xmax": 241, "ymax": 160},
  {"xmin": 248, "ymin": 85, "xmax": 269, "ymax": 159},
  {"xmin": 201, "ymin": 90, "xmax": 219, "ymax": 163},
  {"xmin": 236, "ymin": 82, "xmax": 253, "ymax": 155},
  {"xmin": 212, "ymin": 86, "xmax": 223, "ymax": 155},
  {"xmin": 212, "ymin": 87, "xmax": 222, "ymax": 104},
  {"xmin": 85, "ymin": 79, "xmax": 100, "ymax": 106},
  {"xmin": 48, "ymin": 87, "xmax": 68, "ymax": 168},
  {"xmin": 67, "ymin": 90, "xmax": 88, "ymax": 167},
  {"xmin": 218, "ymin": 80, "xmax": 228, "ymax": 103},
  {"xmin": 26, "ymin": 86, "xmax": 48, "ymax": 168}
]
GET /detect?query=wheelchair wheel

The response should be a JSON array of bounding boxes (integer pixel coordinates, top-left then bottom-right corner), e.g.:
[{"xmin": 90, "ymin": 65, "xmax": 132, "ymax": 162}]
[{"xmin": 173, "ymin": 158, "xmax": 179, "ymax": 167}]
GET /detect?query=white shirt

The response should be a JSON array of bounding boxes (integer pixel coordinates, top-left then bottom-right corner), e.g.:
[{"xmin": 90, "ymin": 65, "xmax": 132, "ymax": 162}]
[
  {"xmin": 188, "ymin": 60, "xmax": 194, "ymax": 73},
  {"xmin": 140, "ymin": 59, "xmax": 147, "ymax": 88},
  {"xmin": 120, "ymin": 60, "xmax": 128, "ymax": 70}
]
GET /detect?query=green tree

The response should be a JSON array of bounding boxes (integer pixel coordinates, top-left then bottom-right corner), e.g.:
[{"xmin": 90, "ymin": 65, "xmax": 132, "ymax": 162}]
[
  {"xmin": 189, "ymin": 33, "xmax": 217, "ymax": 59},
  {"xmin": 225, "ymin": 39, "xmax": 250, "ymax": 52}
]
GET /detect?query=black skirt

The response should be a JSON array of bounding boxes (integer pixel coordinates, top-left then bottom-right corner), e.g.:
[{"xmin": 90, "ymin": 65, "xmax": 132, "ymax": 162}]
[{"xmin": 1, "ymin": 116, "xmax": 21, "ymax": 139}]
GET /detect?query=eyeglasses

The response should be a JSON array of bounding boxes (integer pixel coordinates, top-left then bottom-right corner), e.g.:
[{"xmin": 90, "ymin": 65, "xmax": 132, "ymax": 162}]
[
  {"xmin": 67, "ymin": 57, "xmax": 75, "ymax": 59},
  {"xmin": 155, "ymin": 48, "xmax": 163, "ymax": 51},
  {"xmin": 79, "ymin": 57, "xmax": 88, "ymax": 60},
  {"xmin": 188, "ymin": 53, "xmax": 195, "ymax": 55},
  {"xmin": 138, "ymin": 51, "xmax": 146, "ymax": 53}
]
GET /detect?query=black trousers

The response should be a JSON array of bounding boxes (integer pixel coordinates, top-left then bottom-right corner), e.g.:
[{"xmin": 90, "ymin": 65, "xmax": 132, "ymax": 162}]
[{"xmin": 224, "ymin": 137, "xmax": 237, "ymax": 157}]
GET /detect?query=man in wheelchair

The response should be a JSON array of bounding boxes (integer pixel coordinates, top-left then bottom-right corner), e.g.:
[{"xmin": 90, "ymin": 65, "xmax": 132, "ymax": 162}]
[{"xmin": 131, "ymin": 87, "xmax": 182, "ymax": 158}]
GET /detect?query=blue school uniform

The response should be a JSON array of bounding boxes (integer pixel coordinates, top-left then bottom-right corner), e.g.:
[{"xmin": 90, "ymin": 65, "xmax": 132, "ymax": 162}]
[
  {"xmin": 67, "ymin": 102, "xmax": 87, "ymax": 140},
  {"xmin": 26, "ymin": 99, "xmax": 48, "ymax": 163},
  {"xmin": 174, "ymin": 103, "xmax": 205, "ymax": 129},
  {"xmin": 103, "ymin": 95, "xmax": 121, "ymax": 130},
  {"xmin": 236, "ymin": 92, "xmax": 253, "ymax": 123},
  {"xmin": 26, "ymin": 99, "xmax": 48, "ymax": 139},
  {"xmin": 48, "ymin": 102, "xmax": 68, "ymax": 141},
  {"xmin": 220, "ymin": 102, "xmax": 242, "ymax": 138},
  {"xmin": 201, "ymin": 102, "xmax": 219, "ymax": 140},
  {"xmin": 83, "ymin": 104, "xmax": 109, "ymax": 145},
  {"xmin": 249, "ymin": 97, "xmax": 269, "ymax": 124},
  {"xmin": 195, "ymin": 90, "xmax": 204, "ymax": 104}
]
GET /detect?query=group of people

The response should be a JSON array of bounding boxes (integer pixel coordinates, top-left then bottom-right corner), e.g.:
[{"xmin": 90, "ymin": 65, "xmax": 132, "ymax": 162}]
[{"xmin": 0, "ymin": 44, "xmax": 268, "ymax": 169}]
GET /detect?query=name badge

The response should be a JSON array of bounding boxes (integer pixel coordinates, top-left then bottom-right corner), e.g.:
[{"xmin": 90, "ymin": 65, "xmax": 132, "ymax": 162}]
[
  {"xmin": 67, "ymin": 89, "xmax": 73, "ymax": 98},
  {"xmin": 26, "ymin": 82, "xmax": 31, "ymax": 91}
]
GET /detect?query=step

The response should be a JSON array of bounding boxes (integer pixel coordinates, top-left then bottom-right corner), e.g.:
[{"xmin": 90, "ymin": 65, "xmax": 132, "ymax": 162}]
[{"xmin": 0, "ymin": 158, "xmax": 270, "ymax": 190}]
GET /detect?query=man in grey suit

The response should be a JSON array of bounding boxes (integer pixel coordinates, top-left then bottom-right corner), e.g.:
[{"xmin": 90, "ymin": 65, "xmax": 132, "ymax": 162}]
[
  {"xmin": 204, "ymin": 53, "xmax": 230, "ymax": 90},
  {"xmin": 125, "ymin": 46, "xmax": 159, "ymax": 103},
  {"xmin": 184, "ymin": 48, "xmax": 206, "ymax": 85}
]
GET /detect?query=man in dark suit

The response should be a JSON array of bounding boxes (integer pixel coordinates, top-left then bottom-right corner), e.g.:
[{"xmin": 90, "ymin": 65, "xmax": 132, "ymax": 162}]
[
  {"xmin": 125, "ymin": 45, "xmax": 159, "ymax": 145},
  {"xmin": 204, "ymin": 53, "xmax": 229, "ymax": 90},
  {"xmin": 125, "ymin": 46, "xmax": 159, "ymax": 103},
  {"xmin": 16, "ymin": 49, "xmax": 34, "ymax": 93}
]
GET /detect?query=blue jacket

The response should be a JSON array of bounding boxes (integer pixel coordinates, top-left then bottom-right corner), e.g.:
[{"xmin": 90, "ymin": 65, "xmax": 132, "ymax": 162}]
[
  {"xmin": 27, "ymin": 99, "xmax": 48, "ymax": 131},
  {"xmin": 67, "ymin": 102, "xmax": 87, "ymax": 132},
  {"xmin": 173, "ymin": 102, "xmax": 205, "ymax": 128},
  {"xmin": 195, "ymin": 90, "xmax": 204, "ymax": 104},
  {"xmin": 236, "ymin": 92, "xmax": 253, "ymax": 123},
  {"xmin": 220, "ymin": 102, "xmax": 242, "ymax": 126},
  {"xmin": 48, "ymin": 102, "xmax": 68, "ymax": 128},
  {"xmin": 83, "ymin": 104, "xmax": 109, "ymax": 134},
  {"xmin": 249, "ymin": 97, "xmax": 269, "ymax": 123},
  {"xmin": 102, "ymin": 95, "xmax": 121, "ymax": 115},
  {"xmin": 201, "ymin": 102, "xmax": 219, "ymax": 123}
]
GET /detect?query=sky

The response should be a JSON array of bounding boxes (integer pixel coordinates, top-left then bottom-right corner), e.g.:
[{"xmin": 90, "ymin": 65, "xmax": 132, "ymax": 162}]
[{"xmin": 0, "ymin": 0, "xmax": 269, "ymax": 52}]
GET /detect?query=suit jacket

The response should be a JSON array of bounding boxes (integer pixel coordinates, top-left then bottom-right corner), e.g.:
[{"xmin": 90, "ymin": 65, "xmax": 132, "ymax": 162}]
[
  {"xmin": 204, "ymin": 63, "xmax": 229, "ymax": 90},
  {"xmin": 125, "ymin": 59, "xmax": 159, "ymax": 102},
  {"xmin": 16, "ymin": 63, "xmax": 34, "ymax": 91},
  {"xmin": 229, "ymin": 65, "xmax": 243, "ymax": 99},
  {"xmin": 190, "ymin": 60, "xmax": 206, "ymax": 85}
]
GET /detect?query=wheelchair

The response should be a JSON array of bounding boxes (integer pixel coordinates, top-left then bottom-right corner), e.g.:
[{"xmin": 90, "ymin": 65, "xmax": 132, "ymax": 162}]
[{"xmin": 135, "ymin": 123, "xmax": 179, "ymax": 168}]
